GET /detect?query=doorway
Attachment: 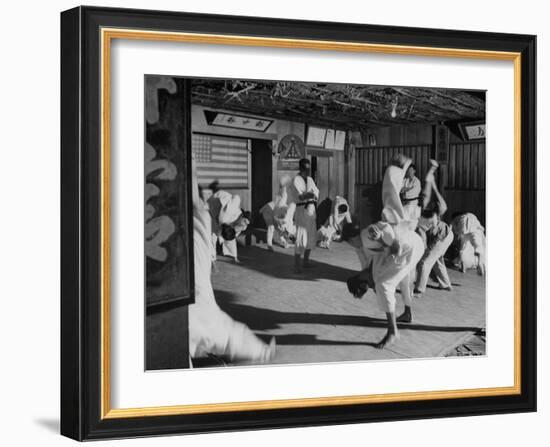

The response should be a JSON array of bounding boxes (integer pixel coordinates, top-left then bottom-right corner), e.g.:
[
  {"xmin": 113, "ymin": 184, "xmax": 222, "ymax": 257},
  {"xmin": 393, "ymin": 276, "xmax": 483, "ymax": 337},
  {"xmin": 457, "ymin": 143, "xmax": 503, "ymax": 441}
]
[{"xmin": 251, "ymin": 139, "xmax": 273, "ymax": 228}]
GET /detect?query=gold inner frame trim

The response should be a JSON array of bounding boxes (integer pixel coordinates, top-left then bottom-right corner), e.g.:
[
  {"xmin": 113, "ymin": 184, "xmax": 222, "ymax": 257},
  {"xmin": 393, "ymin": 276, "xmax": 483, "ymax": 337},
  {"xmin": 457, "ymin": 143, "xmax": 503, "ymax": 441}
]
[{"xmin": 100, "ymin": 27, "xmax": 522, "ymax": 420}]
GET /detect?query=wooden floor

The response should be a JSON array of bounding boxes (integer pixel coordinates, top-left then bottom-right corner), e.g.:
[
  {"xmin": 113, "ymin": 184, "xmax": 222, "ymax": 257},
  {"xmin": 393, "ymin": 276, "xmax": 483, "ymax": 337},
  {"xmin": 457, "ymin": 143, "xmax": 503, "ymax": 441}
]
[{"xmin": 204, "ymin": 236, "xmax": 486, "ymax": 367}]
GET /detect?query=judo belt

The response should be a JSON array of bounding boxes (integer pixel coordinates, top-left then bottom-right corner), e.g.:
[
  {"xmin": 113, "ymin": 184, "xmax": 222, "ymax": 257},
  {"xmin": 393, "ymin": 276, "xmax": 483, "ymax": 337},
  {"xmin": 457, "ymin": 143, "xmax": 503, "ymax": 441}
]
[
  {"xmin": 296, "ymin": 200, "xmax": 317, "ymax": 208},
  {"xmin": 401, "ymin": 196, "xmax": 419, "ymax": 203}
]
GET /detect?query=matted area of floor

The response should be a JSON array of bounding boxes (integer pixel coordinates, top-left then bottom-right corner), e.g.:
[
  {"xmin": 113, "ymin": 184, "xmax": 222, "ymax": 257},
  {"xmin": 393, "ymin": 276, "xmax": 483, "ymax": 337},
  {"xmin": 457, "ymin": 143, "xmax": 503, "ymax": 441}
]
[{"xmin": 207, "ymin": 238, "xmax": 486, "ymax": 367}]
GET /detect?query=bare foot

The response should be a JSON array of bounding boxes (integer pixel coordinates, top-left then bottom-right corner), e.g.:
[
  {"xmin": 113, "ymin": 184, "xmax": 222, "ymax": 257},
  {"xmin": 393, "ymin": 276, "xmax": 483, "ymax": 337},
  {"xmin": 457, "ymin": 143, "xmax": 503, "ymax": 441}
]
[
  {"xmin": 375, "ymin": 331, "xmax": 400, "ymax": 349},
  {"xmin": 267, "ymin": 245, "xmax": 274, "ymax": 252},
  {"xmin": 259, "ymin": 337, "xmax": 276, "ymax": 363},
  {"xmin": 233, "ymin": 258, "xmax": 241, "ymax": 264},
  {"xmin": 396, "ymin": 311, "xmax": 412, "ymax": 323}
]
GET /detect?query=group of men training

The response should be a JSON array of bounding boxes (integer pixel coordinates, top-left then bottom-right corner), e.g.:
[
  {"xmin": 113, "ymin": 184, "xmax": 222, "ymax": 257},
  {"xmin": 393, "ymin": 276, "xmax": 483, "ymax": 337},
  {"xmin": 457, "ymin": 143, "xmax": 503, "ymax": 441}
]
[
  {"xmin": 186, "ymin": 153, "xmax": 486, "ymax": 364},
  {"xmin": 203, "ymin": 157, "xmax": 353, "ymax": 273},
  {"xmin": 259, "ymin": 158, "xmax": 352, "ymax": 269},
  {"xmin": 342, "ymin": 155, "xmax": 486, "ymax": 348}
]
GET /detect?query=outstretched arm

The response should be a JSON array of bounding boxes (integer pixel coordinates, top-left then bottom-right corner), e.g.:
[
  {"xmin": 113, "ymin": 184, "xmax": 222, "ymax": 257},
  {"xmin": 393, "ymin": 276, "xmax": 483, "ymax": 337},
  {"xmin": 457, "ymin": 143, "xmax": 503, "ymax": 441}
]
[
  {"xmin": 420, "ymin": 178, "xmax": 433, "ymax": 210},
  {"xmin": 430, "ymin": 179, "xmax": 448, "ymax": 217},
  {"xmin": 420, "ymin": 160, "xmax": 440, "ymax": 210}
]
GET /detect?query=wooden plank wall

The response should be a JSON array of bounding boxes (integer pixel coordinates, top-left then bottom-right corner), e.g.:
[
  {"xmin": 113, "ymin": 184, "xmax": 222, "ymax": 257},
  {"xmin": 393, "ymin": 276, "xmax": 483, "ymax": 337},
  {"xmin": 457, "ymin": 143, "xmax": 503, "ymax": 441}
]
[
  {"xmin": 354, "ymin": 142, "xmax": 486, "ymax": 226},
  {"xmin": 447, "ymin": 142, "xmax": 486, "ymax": 190},
  {"xmin": 445, "ymin": 142, "xmax": 486, "ymax": 224},
  {"xmin": 355, "ymin": 145, "xmax": 431, "ymax": 185}
]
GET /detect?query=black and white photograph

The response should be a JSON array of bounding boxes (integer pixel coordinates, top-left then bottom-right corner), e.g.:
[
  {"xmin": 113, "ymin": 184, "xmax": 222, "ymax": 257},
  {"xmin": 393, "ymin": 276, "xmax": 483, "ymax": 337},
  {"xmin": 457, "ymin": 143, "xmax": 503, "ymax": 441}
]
[{"xmin": 145, "ymin": 75, "xmax": 487, "ymax": 370}]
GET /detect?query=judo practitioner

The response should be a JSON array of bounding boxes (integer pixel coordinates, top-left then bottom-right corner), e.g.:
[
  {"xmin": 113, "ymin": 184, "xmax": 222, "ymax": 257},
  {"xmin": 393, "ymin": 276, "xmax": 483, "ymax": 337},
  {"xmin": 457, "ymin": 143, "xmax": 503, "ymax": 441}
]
[
  {"xmin": 343, "ymin": 155, "xmax": 424, "ymax": 349},
  {"xmin": 189, "ymin": 161, "xmax": 276, "ymax": 364},
  {"xmin": 400, "ymin": 163, "xmax": 422, "ymax": 221},
  {"xmin": 288, "ymin": 158, "xmax": 319, "ymax": 273},
  {"xmin": 451, "ymin": 212, "xmax": 486, "ymax": 276},
  {"xmin": 317, "ymin": 196, "xmax": 352, "ymax": 249},
  {"xmin": 259, "ymin": 175, "xmax": 296, "ymax": 251},
  {"xmin": 414, "ymin": 164, "xmax": 454, "ymax": 296},
  {"xmin": 208, "ymin": 187, "xmax": 250, "ymax": 264}
]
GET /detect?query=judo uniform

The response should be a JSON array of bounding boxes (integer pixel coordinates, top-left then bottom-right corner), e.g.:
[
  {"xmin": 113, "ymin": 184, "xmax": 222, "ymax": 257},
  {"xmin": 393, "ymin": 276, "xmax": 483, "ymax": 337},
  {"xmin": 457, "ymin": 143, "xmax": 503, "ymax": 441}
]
[
  {"xmin": 189, "ymin": 199, "xmax": 272, "ymax": 361},
  {"xmin": 451, "ymin": 212, "xmax": 486, "ymax": 274},
  {"xmin": 415, "ymin": 220, "xmax": 454, "ymax": 292},
  {"xmin": 207, "ymin": 190, "xmax": 247, "ymax": 260},
  {"xmin": 288, "ymin": 174, "xmax": 319, "ymax": 255},
  {"xmin": 317, "ymin": 196, "xmax": 352, "ymax": 249},
  {"xmin": 188, "ymin": 162, "xmax": 273, "ymax": 363},
  {"xmin": 357, "ymin": 160, "xmax": 424, "ymax": 313},
  {"xmin": 401, "ymin": 175, "xmax": 422, "ymax": 222},
  {"xmin": 259, "ymin": 184, "xmax": 296, "ymax": 249}
]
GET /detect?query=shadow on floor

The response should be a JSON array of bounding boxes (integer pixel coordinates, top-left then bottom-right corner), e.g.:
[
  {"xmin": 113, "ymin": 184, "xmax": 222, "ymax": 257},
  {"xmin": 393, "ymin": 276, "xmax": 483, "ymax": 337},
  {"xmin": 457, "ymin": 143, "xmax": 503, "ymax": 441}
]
[
  {"xmin": 224, "ymin": 245, "xmax": 358, "ymax": 283},
  {"xmin": 426, "ymin": 283, "xmax": 462, "ymax": 290},
  {"xmin": 257, "ymin": 332, "xmax": 381, "ymax": 348},
  {"xmin": 215, "ymin": 290, "xmax": 482, "ymax": 334}
]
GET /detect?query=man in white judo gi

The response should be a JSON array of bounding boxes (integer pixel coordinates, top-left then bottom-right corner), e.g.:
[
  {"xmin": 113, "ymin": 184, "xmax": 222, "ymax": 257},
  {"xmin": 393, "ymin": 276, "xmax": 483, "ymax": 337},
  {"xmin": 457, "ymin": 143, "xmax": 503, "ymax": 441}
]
[
  {"xmin": 414, "ymin": 165, "xmax": 454, "ymax": 297},
  {"xmin": 189, "ymin": 161, "xmax": 276, "ymax": 364},
  {"xmin": 343, "ymin": 155, "xmax": 424, "ymax": 349},
  {"xmin": 451, "ymin": 212, "xmax": 486, "ymax": 276},
  {"xmin": 288, "ymin": 158, "xmax": 319, "ymax": 273},
  {"xmin": 317, "ymin": 196, "xmax": 352, "ymax": 249},
  {"xmin": 259, "ymin": 175, "xmax": 296, "ymax": 251},
  {"xmin": 400, "ymin": 163, "xmax": 422, "ymax": 221},
  {"xmin": 207, "ymin": 186, "xmax": 250, "ymax": 264}
]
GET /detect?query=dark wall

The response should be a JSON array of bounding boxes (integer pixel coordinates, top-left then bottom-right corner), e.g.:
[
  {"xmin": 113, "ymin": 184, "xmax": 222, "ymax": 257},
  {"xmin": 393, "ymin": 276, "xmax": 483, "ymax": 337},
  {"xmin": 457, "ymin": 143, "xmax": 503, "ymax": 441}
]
[
  {"xmin": 444, "ymin": 190, "xmax": 486, "ymax": 226},
  {"xmin": 365, "ymin": 123, "xmax": 433, "ymax": 147},
  {"xmin": 355, "ymin": 122, "xmax": 486, "ymax": 227}
]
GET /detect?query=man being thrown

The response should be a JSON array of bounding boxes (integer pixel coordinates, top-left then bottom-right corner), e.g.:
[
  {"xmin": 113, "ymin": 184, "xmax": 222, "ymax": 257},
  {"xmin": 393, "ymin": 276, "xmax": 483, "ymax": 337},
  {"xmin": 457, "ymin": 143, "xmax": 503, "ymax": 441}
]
[
  {"xmin": 343, "ymin": 154, "xmax": 424, "ymax": 349},
  {"xmin": 414, "ymin": 161, "xmax": 454, "ymax": 297},
  {"xmin": 207, "ymin": 181, "xmax": 250, "ymax": 264},
  {"xmin": 317, "ymin": 196, "xmax": 352, "ymax": 249},
  {"xmin": 189, "ymin": 160, "xmax": 276, "ymax": 364},
  {"xmin": 288, "ymin": 158, "xmax": 319, "ymax": 273},
  {"xmin": 259, "ymin": 175, "xmax": 296, "ymax": 251}
]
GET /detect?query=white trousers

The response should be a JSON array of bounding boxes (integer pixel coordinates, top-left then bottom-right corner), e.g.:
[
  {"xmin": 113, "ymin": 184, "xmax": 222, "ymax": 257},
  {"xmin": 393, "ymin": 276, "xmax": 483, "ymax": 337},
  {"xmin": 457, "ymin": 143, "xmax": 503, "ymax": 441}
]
[
  {"xmin": 294, "ymin": 204, "xmax": 317, "ymax": 255},
  {"xmin": 457, "ymin": 230, "xmax": 485, "ymax": 270},
  {"xmin": 416, "ymin": 231, "xmax": 454, "ymax": 292},
  {"xmin": 371, "ymin": 231, "xmax": 424, "ymax": 314}
]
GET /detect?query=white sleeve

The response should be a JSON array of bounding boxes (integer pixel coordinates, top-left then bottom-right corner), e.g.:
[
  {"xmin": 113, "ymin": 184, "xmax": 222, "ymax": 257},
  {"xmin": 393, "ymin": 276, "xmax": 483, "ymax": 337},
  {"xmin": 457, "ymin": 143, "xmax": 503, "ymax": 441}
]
[
  {"xmin": 293, "ymin": 175, "xmax": 305, "ymax": 194},
  {"xmin": 288, "ymin": 176, "xmax": 303, "ymax": 203},
  {"xmin": 309, "ymin": 177, "xmax": 320, "ymax": 199}
]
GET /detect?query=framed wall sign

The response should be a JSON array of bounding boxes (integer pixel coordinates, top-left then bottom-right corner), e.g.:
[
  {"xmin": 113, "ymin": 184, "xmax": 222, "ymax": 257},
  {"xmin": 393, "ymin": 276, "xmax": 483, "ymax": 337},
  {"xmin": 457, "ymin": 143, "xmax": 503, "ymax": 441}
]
[
  {"xmin": 459, "ymin": 120, "xmax": 487, "ymax": 141},
  {"xmin": 61, "ymin": 5, "xmax": 536, "ymax": 441}
]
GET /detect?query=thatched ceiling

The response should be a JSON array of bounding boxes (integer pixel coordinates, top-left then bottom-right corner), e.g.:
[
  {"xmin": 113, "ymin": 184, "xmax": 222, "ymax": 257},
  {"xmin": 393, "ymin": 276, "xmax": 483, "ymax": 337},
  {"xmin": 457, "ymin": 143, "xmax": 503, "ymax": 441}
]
[{"xmin": 191, "ymin": 79, "xmax": 485, "ymax": 129}]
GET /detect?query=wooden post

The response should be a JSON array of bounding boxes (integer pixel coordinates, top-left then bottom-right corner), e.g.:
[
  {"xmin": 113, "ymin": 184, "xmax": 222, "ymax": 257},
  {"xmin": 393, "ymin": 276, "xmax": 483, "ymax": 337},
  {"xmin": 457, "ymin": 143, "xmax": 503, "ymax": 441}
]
[{"xmin": 434, "ymin": 124, "xmax": 450, "ymax": 195}]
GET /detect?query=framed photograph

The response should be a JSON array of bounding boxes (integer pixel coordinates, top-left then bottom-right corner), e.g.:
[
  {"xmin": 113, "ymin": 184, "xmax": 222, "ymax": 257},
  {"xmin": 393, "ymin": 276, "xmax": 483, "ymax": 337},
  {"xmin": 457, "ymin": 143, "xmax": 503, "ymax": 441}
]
[{"xmin": 61, "ymin": 6, "xmax": 536, "ymax": 441}]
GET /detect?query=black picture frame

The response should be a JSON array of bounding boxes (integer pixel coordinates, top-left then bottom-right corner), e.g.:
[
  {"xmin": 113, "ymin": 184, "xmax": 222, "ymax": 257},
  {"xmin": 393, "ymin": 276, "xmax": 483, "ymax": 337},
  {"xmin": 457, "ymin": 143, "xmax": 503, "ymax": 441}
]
[{"xmin": 61, "ymin": 5, "xmax": 536, "ymax": 441}]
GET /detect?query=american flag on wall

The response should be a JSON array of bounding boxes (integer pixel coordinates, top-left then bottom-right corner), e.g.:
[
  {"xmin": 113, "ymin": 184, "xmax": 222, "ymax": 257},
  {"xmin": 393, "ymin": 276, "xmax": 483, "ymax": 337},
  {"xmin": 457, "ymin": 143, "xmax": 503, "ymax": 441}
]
[{"xmin": 192, "ymin": 134, "xmax": 250, "ymax": 188}]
